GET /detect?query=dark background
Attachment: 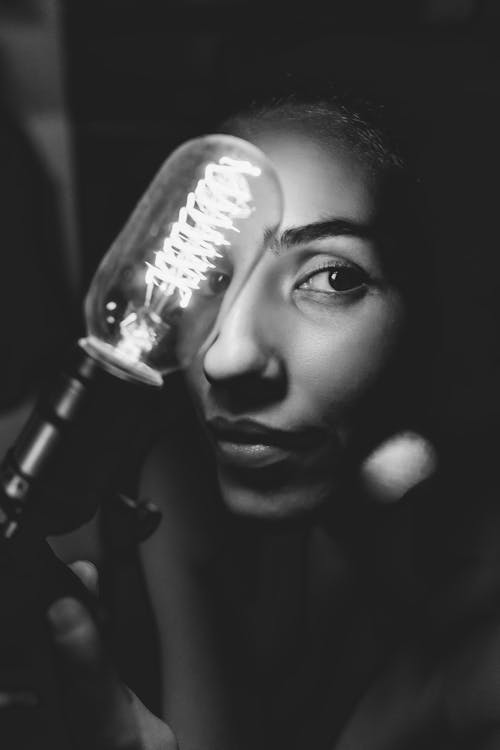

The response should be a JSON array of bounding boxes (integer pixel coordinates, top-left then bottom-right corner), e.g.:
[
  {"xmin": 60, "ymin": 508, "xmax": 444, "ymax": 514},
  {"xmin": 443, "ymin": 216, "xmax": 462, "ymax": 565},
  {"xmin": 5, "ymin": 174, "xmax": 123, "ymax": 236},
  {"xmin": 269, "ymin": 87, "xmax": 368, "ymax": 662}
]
[{"xmin": 0, "ymin": 0, "xmax": 499, "ymax": 458}]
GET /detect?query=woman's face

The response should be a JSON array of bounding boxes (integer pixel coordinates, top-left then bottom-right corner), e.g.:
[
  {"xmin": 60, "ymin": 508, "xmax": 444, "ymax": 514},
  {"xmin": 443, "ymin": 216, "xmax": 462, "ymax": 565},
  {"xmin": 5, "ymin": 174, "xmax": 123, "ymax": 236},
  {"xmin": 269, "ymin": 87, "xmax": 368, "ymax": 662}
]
[{"xmin": 184, "ymin": 124, "xmax": 406, "ymax": 518}]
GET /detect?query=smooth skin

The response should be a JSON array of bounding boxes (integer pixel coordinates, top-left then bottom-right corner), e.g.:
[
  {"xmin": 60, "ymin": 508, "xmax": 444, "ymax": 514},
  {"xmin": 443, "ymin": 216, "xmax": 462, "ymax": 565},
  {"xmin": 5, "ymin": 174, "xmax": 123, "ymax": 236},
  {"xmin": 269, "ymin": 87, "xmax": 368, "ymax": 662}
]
[{"xmin": 184, "ymin": 124, "xmax": 405, "ymax": 519}]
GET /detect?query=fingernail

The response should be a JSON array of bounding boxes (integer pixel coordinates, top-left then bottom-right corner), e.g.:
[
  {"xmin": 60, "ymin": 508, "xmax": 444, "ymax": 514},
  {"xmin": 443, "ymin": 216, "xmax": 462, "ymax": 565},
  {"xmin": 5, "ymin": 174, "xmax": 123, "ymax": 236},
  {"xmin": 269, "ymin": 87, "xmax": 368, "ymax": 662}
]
[{"xmin": 47, "ymin": 597, "xmax": 86, "ymax": 635}]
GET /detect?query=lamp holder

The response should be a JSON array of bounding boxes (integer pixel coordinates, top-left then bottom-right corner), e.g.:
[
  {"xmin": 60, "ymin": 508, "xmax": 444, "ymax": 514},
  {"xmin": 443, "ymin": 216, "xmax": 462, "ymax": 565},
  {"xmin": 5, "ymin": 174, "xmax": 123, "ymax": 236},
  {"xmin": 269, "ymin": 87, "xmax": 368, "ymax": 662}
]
[{"xmin": 0, "ymin": 343, "xmax": 161, "ymax": 543}]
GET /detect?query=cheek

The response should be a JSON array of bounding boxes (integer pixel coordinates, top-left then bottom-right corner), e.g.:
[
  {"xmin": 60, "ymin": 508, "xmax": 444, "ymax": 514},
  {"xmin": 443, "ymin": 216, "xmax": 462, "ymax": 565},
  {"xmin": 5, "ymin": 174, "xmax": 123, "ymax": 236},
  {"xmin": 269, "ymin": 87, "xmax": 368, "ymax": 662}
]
[
  {"xmin": 184, "ymin": 356, "xmax": 206, "ymax": 410},
  {"xmin": 289, "ymin": 295, "xmax": 405, "ymax": 427}
]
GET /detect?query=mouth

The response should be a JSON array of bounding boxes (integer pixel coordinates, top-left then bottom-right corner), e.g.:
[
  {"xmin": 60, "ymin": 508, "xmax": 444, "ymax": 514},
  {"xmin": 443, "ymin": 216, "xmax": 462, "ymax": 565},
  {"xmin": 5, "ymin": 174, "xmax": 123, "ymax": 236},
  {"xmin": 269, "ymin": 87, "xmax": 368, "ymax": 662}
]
[{"xmin": 206, "ymin": 416, "xmax": 324, "ymax": 469}]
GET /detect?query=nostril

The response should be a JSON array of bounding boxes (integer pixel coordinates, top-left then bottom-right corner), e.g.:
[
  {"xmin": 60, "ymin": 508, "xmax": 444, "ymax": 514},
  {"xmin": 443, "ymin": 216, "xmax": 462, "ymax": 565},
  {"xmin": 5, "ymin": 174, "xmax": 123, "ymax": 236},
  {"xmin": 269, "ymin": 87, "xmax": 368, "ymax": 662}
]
[
  {"xmin": 201, "ymin": 330, "xmax": 286, "ymax": 410},
  {"xmin": 208, "ymin": 371, "xmax": 287, "ymax": 412},
  {"xmin": 202, "ymin": 330, "xmax": 275, "ymax": 383}
]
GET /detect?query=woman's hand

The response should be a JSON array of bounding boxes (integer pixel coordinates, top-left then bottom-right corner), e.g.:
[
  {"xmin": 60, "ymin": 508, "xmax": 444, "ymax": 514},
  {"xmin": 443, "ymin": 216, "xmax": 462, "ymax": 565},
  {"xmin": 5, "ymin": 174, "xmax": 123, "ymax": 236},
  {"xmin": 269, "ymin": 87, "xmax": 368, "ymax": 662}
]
[
  {"xmin": 47, "ymin": 561, "xmax": 178, "ymax": 750},
  {"xmin": 359, "ymin": 431, "xmax": 437, "ymax": 503}
]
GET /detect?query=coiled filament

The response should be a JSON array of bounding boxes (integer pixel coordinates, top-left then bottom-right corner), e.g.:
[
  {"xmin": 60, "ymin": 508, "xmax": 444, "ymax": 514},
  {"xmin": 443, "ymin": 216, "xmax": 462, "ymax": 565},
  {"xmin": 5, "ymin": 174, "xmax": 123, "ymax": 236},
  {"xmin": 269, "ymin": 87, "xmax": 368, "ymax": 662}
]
[{"xmin": 145, "ymin": 156, "xmax": 261, "ymax": 309}]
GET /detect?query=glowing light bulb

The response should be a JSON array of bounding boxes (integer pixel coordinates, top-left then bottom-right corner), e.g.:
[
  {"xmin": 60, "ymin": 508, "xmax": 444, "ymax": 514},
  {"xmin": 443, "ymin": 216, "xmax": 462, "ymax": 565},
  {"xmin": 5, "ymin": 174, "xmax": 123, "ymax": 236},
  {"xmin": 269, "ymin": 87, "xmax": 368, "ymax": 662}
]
[
  {"xmin": 81, "ymin": 135, "xmax": 283, "ymax": 387},
  {"xmin": 0, "ymin": 134, "xmax": 282, "ymax": 539}
]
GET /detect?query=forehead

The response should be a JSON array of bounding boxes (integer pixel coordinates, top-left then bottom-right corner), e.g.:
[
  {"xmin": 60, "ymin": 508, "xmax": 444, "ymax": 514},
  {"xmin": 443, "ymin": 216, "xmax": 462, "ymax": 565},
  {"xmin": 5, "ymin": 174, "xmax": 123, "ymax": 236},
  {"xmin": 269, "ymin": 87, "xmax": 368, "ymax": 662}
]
[{"xmin": 246, "ymin": 125, "xmax": 379, "ymax": 229}]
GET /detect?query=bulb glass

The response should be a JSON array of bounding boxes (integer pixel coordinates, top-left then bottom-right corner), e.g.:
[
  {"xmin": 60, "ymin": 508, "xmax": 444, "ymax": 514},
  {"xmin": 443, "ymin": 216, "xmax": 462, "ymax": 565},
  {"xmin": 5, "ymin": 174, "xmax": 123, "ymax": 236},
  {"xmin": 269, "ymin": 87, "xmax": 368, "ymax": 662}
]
[{"xmin": 81, "ymin": 135, "xmax": 283, "ymax": 386}]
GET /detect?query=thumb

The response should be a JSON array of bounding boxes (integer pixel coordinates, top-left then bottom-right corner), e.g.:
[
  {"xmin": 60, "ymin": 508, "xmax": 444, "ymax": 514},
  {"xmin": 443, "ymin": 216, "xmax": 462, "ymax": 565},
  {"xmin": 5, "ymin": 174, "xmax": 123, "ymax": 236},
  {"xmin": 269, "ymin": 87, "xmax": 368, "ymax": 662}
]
[
  {"xmin": 48, "ymin": 596, "xmax": 141, "ymax": 749},
  {"xmin": 48, "ymin": 597, "xmax": 178, "ymax": 750},
  {"xmin": 360, "ymin": 431, "xmax": 438, "ymax": 504}
]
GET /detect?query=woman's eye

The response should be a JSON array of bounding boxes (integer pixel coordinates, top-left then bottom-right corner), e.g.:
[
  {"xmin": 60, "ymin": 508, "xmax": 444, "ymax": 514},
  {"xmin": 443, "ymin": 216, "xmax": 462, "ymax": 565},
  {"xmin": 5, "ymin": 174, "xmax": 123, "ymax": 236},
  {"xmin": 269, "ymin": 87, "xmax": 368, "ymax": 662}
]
[
  {"xmin": 199, "ymin": 270, "xmax": 231, "ymax": 296},
  {"xmin": 298, "ymin": 265, "xmax": 368, "ymax": 294}
]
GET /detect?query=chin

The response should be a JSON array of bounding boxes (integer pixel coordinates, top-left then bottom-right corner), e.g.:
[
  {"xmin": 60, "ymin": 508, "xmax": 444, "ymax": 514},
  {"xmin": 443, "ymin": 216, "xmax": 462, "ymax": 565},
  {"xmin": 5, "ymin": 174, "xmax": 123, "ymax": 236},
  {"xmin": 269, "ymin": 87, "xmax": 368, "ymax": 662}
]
[{"xmin": 217, "ymin": 468, "xmax": 334, "ymax": 521}]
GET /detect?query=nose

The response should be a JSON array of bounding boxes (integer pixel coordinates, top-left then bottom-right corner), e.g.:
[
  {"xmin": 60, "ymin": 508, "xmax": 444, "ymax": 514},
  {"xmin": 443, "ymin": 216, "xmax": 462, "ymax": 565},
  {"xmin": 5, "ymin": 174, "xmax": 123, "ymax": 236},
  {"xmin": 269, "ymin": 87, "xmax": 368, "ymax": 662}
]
[{"xmin": 202, "ymin": 272, "xmax": 283, "ymax": 386}]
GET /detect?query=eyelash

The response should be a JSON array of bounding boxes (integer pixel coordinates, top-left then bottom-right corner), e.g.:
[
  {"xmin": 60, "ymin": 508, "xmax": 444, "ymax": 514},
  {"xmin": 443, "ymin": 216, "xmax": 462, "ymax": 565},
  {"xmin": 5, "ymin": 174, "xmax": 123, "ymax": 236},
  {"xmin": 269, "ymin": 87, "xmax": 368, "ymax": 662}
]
[
  {"xmin": 197, "ymin": 268, "xmax": 232, "ymax": 297},
  {"xmin": 197, "ymin": 262, "xmax": 370, "ymax": 302},
  {"xmin": 296, "ymin": 262, "xmax": 369, "ymax": 296}
]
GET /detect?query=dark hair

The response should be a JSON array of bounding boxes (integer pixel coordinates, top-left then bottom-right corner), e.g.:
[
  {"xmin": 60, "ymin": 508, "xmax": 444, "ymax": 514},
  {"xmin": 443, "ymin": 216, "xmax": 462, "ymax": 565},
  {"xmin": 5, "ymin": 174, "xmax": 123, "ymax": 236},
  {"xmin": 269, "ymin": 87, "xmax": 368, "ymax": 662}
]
[{"xmin": 223, "ymin": 93, "xmax": 407, "ymax": 173}]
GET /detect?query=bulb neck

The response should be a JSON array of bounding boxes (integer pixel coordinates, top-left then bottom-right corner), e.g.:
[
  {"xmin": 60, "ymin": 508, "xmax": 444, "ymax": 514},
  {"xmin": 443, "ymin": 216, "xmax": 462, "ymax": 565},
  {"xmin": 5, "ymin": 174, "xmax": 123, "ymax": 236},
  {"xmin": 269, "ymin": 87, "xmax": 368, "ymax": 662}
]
[
  {"xmin": 79, "ymin": 336, "xmax": 164, "ymax": 387},
  {"xmin": 0, "ymin": 345, "xmax": 161, "ymax": 542}
]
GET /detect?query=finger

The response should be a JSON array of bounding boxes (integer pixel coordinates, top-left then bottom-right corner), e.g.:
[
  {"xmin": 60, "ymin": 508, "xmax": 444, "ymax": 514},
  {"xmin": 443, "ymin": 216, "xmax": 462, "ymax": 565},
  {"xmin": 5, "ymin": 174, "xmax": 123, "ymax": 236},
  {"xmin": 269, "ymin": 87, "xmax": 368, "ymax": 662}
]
[
  {"xmin": 69, "ymin": 560, "xmax": 99, "ymax": 596},
  {"xmin": 360, "ymin": 432, "xmax": 437, "ymax": 503},
  {"xmin": 129, "ymin": 691, "xmax": 179, "ymax": 750},
  {"xmin": 48, "ymin": 597, "xmax": 141, "ymax": 750}
]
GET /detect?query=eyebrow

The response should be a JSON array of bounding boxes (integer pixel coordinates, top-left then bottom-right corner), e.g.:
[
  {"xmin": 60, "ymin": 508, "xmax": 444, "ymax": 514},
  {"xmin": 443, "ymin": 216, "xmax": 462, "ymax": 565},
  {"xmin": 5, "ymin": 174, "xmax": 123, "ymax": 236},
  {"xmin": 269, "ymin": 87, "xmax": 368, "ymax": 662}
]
[{"xmin": 267, "ymin": 218, "xmax": 375, "ymax": 252}]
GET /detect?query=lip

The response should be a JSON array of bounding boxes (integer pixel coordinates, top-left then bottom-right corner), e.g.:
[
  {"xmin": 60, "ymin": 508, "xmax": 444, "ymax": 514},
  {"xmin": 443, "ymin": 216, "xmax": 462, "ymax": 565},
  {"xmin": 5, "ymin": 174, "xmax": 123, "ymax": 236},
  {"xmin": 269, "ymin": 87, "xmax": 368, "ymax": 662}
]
[{"xmin": 206, "ymin": 417, "xmax": 324, "ymax": 469}]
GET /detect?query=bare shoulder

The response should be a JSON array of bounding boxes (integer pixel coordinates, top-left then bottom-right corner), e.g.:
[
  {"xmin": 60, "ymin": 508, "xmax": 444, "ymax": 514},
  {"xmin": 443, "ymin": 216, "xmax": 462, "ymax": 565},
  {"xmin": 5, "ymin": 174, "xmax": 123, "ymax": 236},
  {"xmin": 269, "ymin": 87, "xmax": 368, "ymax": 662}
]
[{"xmin": 333, "ymin": 613, "xmax": 500, "ymax": 750}]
